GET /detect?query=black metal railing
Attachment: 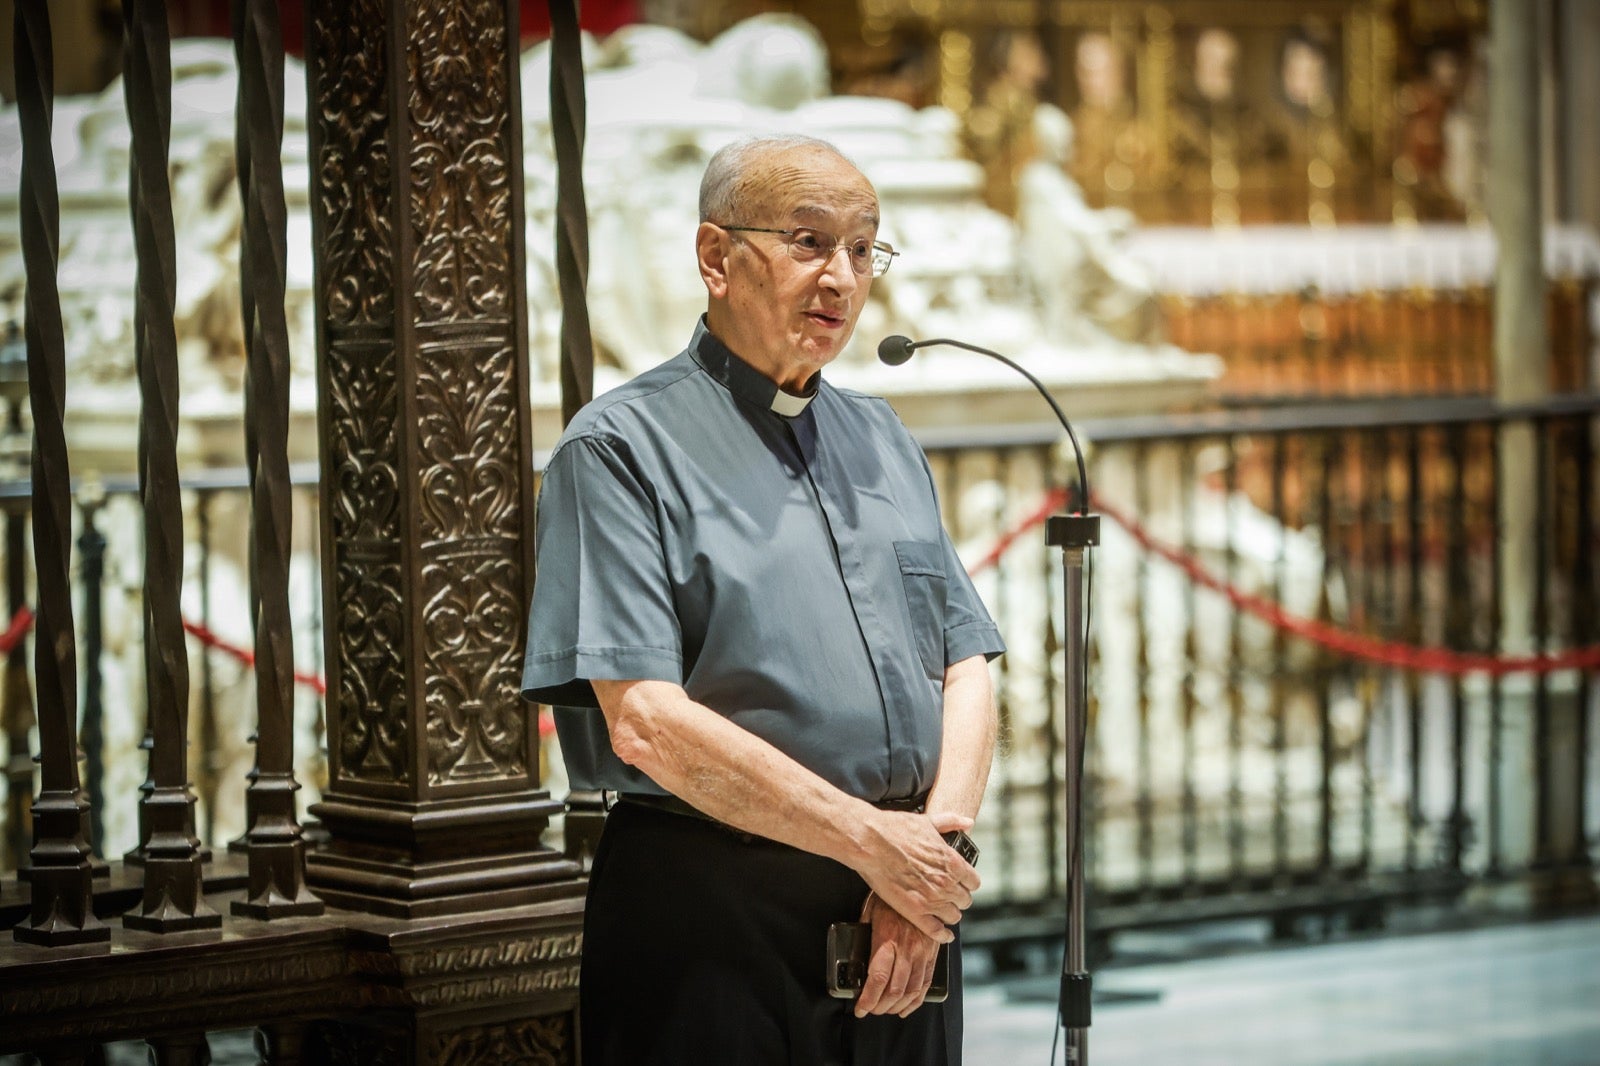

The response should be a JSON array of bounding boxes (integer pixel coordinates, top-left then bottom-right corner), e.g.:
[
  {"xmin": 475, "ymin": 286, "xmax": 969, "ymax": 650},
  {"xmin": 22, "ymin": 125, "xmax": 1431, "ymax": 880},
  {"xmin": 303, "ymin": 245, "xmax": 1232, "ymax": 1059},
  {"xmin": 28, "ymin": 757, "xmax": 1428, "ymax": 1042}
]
[
  {"xmin": 3, "ymin": 1, "xmax": 590, "ymax": 1058},
  {"xmin": 0, "ymin": 466, "xmax": 328, "ymax": 878},
  {"xmin": 6, "ymin": 397, "xmax": 1592, "ymax": 959},
  {"xmin": 922, "ymin": 395, "xmax": 1599, "ymax": 954}
]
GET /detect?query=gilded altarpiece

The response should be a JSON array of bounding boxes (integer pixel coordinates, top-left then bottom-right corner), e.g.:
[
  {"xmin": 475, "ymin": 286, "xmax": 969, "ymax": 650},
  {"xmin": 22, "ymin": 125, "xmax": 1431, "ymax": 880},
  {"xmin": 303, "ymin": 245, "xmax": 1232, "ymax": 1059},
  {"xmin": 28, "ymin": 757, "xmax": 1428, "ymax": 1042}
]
[
  {"xmin": 860, "ymin": 0, "xmax": 1427, "ymax": 226},
  {"xmin": 303, "ymin": 0, "xmax": 581, "ymax": 917}
]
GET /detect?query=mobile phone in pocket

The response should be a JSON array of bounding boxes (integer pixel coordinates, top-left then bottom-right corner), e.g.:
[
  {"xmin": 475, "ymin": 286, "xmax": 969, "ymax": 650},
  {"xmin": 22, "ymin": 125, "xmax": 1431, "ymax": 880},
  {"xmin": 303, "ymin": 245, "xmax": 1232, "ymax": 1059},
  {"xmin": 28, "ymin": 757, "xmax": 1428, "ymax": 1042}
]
[
  {"xmin": 826, "ymin": 921, "xmax": 951, "ymax": 1003},
  {"xmin": 824, "ymin": 827, "xmax": 974, "ymax": 1001}
]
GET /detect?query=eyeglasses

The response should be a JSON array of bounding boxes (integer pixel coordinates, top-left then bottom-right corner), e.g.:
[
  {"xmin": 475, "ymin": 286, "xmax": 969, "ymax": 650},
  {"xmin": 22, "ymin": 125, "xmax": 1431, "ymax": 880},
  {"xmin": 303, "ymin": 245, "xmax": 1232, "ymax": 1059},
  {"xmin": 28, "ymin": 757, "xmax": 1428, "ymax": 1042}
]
[{"xmin": 717, "ymin": 225, "xmax": 899, "ymax": 278}]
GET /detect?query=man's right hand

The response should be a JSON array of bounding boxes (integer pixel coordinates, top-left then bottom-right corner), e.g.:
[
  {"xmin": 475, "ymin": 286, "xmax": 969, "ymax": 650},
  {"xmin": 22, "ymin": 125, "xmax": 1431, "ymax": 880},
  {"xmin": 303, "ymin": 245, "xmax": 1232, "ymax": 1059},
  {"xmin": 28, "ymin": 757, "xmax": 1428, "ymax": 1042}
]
[{"xmin": 854, "ymin": 809, "xmax": 980, "ymax": 942}]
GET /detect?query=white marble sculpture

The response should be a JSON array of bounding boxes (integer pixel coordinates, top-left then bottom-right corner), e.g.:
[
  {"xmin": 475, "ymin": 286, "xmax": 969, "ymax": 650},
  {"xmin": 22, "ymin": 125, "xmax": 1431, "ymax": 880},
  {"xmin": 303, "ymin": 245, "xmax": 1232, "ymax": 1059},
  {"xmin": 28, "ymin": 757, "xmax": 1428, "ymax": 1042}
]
[
  {"xmin": 0, "ymin": 17, "xmax": 1257, "ymax": 874},
  {"xmin": 518, "ymin": 16, "xmax": 1218, "ymax": 417},
  {"xmin": 1017, "ymin": 103, "xmax": 1160, "ymax": 345}
]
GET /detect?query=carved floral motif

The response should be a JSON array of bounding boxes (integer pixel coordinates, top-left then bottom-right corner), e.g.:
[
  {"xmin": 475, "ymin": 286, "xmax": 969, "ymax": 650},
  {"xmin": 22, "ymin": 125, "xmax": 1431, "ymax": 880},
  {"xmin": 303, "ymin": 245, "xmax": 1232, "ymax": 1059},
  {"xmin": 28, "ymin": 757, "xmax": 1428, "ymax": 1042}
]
[
  {"xmin": 325, "ymin": 337, "xmax": 409, "ymax": 782},
  {"xmin": 407, "ymin": 0, "xmax": 512, "ymax": 323},
  {"xmin": 312, "ymin": 0, "xmax": 415, "ymax": 787},
  {"xmin": 400, "ymin": 0, "xmax": 530, "ymax": 786},
  {"xmin": 431, "ymin": 1013, "xmax": 574, "ymax": 1066},
  {"xmin": 417, "ymin": 336, "xmax": 528, "ymax": 784},
  {"xmin": 313, "ymin": 0, "xmax": 395, "ymax": 326}
]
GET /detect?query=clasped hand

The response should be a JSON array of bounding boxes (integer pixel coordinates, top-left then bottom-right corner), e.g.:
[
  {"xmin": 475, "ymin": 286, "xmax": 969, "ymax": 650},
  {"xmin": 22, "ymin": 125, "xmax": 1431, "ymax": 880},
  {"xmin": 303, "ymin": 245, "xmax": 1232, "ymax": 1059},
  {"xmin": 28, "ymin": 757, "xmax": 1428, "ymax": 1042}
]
[
  {"xmin": 852, "ymin": 892, "xmax": 947, "ymax": 1018},
  {"xmin": 851, "ymin": 810, "xmax": 979, "ymax": 1017}
]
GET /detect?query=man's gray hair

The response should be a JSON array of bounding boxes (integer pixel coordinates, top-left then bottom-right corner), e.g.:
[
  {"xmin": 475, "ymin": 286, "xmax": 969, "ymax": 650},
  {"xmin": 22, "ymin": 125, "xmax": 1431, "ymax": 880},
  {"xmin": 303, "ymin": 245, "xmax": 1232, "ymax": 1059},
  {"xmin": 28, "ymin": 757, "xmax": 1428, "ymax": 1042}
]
[{"xmin": 698, "ymin": 134, "xmax": 850, "ymax": 223}]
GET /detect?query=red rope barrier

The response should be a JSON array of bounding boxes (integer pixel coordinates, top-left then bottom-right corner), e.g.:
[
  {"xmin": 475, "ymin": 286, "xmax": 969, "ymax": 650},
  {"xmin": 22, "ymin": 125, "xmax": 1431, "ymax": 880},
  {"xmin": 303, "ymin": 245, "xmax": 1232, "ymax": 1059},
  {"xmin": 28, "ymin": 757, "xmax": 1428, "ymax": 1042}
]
[
  {"xmin": 965, "ymin": 487, "xmax": 1072, "ymax": 577},
  {"xmin": 966, "ymin": 489, "xmax": 1600, "ymax": 677},
  {"xmin": 182, "ymin": 618, "xmax": 328, "ymax": 696},
  {"xmin": 1, "ymin": 605, "xmax": 562, "ymax": 735},
  {"xmin": 0, "ymin": 605, "xmax": 34, "ymax": 656},
  {"xmin": 1091, "ymin": 493, "xmax": 1600, "ymax": 675}
]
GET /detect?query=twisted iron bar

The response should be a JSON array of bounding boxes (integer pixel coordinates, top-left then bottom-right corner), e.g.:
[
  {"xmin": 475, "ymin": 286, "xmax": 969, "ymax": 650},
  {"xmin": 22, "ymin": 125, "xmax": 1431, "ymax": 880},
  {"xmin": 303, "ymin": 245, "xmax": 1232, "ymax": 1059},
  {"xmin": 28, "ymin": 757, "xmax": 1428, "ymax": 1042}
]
[
  {"xmin": 231, "ymin": 0, "xmax": 322, "ymax": 919},
  {"xmin": 11, "ymin": 0, "xmax": 108, "ymax": 947},
  {"xmin": 547, "ymin": 0, "xmax": 612, "ymax": 863},
  {"xmin": 549, "ymin": 0, "xmax": 592, "ymax": 425},
  {"xmin": 3, "ymin": 376, "xmax": 32, "ymax": 874},
  {"xmin": 121, "ymin": 0, "xmax": 218, "ymax": 932},
  {"xmin": 78, "ymin": 494, "xmax": 108, "ymax": 859}
]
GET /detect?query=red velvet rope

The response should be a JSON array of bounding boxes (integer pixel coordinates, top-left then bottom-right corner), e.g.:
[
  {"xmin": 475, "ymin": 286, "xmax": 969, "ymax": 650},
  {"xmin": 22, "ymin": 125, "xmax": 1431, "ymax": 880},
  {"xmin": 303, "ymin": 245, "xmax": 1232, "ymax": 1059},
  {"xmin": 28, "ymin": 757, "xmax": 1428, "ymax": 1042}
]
[
  {"xmin": 4, "ymin": 483, "xmax": 1586, "ymax": 705},
  {"xmin": 0, "ymin": 605, "xmax": 34, "ymax": 656},
  {"xmin": 968, "ymin": 488, "xmax": 1600, "ymax": 677},
  {"xmin": 0, "ymin": 607, "xmax": 330, "ymax": 694},
  {"xmin": 181, "ymin": 618, "xmax": 327, "ymax": 695},
  {"xmin": 0, "ymin": 605, "xmax": 569, "ymax": 736}
]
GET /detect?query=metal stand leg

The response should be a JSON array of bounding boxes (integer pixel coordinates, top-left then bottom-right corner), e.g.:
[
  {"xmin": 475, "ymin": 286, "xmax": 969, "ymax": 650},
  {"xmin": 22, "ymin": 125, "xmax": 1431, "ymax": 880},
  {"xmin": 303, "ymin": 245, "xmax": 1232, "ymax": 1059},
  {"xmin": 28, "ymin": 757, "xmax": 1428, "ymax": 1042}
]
[{"xmin": 1049, "ymin": 514, "xmax": 1099, "ymax": 1064}]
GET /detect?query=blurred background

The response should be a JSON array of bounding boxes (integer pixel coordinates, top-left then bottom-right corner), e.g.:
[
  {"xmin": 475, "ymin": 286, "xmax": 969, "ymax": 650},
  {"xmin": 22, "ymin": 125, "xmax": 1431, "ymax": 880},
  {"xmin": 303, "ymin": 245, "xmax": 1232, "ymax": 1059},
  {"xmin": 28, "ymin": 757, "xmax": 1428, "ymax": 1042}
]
[{"xmin": 0, "ymin": 1, "xmax": 1595, "ymax": 1063}]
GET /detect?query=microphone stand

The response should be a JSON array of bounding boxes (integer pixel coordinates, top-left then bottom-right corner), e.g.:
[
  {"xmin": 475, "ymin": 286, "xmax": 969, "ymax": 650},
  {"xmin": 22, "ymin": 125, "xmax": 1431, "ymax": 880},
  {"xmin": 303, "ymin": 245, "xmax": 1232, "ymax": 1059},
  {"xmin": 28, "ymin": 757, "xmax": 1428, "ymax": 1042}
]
[
  {"xmin": 1050, "ymin": 510, "xmax": 1097, "ymax": 1066},
  {"xmin": 878, "ymin": 336, "xmax": 1099, "ymax": 1063}
]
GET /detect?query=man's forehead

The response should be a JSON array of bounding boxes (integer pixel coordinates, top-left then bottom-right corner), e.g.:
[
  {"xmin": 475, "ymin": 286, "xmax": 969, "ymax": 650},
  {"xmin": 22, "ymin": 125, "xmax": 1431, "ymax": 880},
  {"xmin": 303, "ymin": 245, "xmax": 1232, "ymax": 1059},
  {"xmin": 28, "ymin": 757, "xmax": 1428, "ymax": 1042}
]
[
  {"xmin": 745, "ymin": 147, "xmax": 878, "ymax": 225},
  {"xmin": 790, "ymin": 201, "xmax": 880, "ymax": 230}
]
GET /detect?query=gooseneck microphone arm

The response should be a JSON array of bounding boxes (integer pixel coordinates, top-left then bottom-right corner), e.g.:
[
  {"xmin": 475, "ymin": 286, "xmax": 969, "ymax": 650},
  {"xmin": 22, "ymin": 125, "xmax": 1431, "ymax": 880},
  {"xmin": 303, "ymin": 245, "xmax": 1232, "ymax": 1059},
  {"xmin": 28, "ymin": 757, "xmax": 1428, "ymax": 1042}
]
[
  {"xmin": 878, "ymin": 333, "xmax": 1098, "ymax": 1066},
  {"xmin": 877, "ymin": 336, "xmax": 1090, "ymax": 513}
]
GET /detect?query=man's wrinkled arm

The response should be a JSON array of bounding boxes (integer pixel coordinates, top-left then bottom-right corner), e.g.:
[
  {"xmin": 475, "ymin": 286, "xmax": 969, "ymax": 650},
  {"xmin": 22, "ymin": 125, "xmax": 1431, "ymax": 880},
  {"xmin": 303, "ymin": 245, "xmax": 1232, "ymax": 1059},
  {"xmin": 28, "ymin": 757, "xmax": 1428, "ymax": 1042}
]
[
  {"xmin": 593, "ymin": 678, "xmax": 979, "ymax": 942},
  {"xmin": 856, "ymin": 653, "xmax": 997, "ymax": 1017},
  {"xmin": 925, "ymin": 653, "xmax": 998, "ymax": 821}
]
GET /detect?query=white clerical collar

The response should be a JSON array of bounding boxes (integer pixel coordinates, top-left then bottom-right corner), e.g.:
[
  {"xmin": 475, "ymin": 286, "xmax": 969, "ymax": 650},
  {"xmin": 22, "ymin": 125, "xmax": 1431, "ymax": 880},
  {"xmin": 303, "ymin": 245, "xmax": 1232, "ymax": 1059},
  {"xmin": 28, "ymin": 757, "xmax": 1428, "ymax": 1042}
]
[
  {"xmin": 689, "ymin": 319, "xmax": 820, "ymax": 419},
  {"xmin": 768, "ymin": 388, "xmax": 814, "ymax": 417}
]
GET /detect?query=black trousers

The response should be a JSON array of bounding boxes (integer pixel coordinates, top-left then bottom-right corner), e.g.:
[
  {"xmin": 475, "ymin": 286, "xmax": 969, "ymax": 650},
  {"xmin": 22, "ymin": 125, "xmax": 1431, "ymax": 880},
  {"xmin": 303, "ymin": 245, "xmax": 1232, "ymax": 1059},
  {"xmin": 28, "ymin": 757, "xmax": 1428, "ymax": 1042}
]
[{"xmin": 580, "ymin": 801, "xmax": 963, "ymax": 1066}]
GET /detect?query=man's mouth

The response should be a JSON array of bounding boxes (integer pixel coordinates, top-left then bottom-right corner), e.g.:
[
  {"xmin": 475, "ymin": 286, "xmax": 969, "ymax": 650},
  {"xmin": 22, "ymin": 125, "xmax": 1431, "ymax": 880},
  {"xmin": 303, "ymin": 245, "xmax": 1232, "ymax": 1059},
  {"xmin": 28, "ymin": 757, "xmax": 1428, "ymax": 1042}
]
[{"xmin": 805, "ymin": 310, "xmax": 847, "ymax": 328}]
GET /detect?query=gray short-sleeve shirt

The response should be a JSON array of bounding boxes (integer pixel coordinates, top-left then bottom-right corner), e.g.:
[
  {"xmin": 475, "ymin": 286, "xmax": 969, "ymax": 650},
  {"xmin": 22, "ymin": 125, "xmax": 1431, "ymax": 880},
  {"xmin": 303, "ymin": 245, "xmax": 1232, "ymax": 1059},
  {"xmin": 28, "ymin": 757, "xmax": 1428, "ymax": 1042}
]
[{"xmin": 522, "ymin": 320, "xmax": 1005, "ymax": 803}]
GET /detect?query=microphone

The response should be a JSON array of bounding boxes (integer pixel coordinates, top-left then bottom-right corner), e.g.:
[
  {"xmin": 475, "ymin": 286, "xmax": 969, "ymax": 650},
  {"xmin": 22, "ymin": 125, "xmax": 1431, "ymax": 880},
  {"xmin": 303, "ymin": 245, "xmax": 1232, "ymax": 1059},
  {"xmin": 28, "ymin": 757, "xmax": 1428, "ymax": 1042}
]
[
  {"xmin": 876, "ymin": 334, "xmax": 918, "ymax": 366},
  {"xmin": 877, "ymin": 335, "xmax": 1091, "ymax": 515}
]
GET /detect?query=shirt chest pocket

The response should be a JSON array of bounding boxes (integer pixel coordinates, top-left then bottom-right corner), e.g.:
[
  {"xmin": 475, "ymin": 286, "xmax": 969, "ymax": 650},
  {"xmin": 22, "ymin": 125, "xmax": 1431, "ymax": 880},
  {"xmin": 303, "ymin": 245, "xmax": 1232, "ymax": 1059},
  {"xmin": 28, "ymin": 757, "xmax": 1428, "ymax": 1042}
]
[{"xmin": 894, "ymin": 540, "xmax": 948, "ymax": 681}]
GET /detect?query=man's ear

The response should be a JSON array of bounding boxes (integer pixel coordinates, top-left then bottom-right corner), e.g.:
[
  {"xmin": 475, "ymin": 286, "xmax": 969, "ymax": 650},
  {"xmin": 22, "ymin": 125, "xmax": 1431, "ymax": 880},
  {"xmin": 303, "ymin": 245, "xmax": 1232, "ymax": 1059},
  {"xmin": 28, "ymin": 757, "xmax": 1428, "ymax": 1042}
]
[{"xmin": 696, "ymin": 222, "xmax": 730, "ymax": 299}]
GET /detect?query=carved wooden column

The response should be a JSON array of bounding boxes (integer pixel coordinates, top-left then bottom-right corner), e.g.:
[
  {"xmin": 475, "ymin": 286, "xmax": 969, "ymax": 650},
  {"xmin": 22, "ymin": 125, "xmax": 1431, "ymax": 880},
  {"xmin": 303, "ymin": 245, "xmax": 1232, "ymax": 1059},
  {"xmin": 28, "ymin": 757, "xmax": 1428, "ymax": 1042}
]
[{"xmin": 302, "ymin": 0, "xmax": 582, "ymax": 917}]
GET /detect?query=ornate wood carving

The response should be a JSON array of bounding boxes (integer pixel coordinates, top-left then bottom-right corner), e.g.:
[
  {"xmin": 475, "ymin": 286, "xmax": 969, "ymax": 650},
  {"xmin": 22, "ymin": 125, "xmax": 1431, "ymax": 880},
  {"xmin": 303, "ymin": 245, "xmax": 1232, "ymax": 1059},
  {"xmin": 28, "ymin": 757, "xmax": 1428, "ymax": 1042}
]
[
  {"xmin": 314, "ymin": 0, "xmax": 409, "ymax": 789},
  {"xmin": 417, "ymin": 337, "xmax": 528, "ymax": 784},
  {"xmin": 406, "ymin": 0, "xmax": 512, "ymax": 323},
  {"xmin": 396, "ymin": 931, "xmax": 583, "ymax": 976},
  {"xmin": 3, "ymin": 950, "xmax": 348, "ymax": 1018},
  {"xmin": 431, "ymin": 1014, "xmax": 574, "ymax": 1066},
  {"xmin": 325, "ymin": 337, "xmax": 410, "ymax": 783},
  {"xmin": 305, "ymin": 0, "xmax": 579, "ymax": 915},
  {"xmin": 314, "ymin": 0, "xmax": 394, "ymax": 328},
  {"xmin": 403, "ymin": 0, "xmax": 528, "ymax": 786},
  {"xmin": 411, "ymin": 966, "xmax": 581, "ymax": 1008}
]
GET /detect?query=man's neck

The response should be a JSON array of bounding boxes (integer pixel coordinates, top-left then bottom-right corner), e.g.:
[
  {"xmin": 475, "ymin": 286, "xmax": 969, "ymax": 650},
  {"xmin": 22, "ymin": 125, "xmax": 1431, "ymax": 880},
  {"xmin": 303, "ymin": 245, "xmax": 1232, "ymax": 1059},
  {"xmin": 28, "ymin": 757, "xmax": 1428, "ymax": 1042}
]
[{"xmin": 704, "ymin": 310, "xmax": 818, "ymax": 394}]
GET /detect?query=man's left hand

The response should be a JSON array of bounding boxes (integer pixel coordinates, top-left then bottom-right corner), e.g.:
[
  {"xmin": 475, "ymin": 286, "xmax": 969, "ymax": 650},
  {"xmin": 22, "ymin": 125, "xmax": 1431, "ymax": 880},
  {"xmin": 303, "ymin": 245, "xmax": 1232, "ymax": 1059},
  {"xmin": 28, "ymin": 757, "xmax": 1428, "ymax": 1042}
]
[{"xmin": 853, "ymin": 894, "xmax": 941, "ymax": 1019}]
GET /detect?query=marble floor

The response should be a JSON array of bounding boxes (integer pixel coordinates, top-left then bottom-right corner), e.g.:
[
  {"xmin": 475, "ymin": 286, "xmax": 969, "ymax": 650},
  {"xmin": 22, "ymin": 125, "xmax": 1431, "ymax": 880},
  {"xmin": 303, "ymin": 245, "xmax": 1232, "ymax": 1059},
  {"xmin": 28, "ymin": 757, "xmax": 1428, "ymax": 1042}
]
[{"xmin": 964, "ymin": 913, "xmax": 1600, "ymax": 1066}]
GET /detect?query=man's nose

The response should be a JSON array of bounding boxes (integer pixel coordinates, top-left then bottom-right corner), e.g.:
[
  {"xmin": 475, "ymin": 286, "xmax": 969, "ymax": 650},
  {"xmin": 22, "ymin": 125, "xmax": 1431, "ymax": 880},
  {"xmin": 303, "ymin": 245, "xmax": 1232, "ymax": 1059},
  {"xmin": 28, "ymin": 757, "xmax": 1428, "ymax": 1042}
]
[{"xmin": 818, "ymin": 244, "xmax": 861, "ymax": 291}]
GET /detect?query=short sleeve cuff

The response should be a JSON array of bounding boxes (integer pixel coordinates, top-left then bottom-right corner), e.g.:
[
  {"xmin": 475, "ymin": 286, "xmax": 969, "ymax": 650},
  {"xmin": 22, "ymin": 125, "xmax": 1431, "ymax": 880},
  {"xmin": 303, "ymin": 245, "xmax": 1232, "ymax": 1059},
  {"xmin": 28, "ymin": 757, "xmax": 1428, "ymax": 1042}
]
[
  {"xmin": 945, "ymin": 620, "xmax": 1005, "ymax": 665},
  {"xmin": 522, "ymin": 644, "xmax": 683, "ymax": 707}
]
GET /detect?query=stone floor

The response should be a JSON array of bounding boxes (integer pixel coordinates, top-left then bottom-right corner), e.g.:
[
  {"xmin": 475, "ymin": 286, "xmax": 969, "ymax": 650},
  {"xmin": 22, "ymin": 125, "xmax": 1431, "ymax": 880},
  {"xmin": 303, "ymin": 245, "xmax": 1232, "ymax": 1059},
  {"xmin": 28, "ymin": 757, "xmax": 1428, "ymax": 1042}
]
[{"xmin": 965, "ymin": 913, "xmax": 1600, "ymax": 1066}]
